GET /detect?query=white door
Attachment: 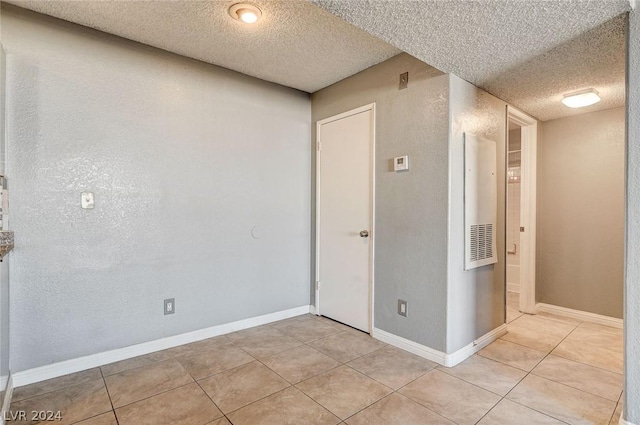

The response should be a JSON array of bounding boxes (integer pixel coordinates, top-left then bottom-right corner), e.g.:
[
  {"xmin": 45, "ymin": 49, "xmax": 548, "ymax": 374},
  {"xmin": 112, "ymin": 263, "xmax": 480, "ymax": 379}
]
[{"xmin": 316, "ymin": 104, "xmax": 374, "ymax": 332}]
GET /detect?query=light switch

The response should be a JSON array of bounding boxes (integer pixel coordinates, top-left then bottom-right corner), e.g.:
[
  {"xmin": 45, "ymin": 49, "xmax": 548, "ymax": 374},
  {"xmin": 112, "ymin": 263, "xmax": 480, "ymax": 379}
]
[{"xmin": 81, "ymin": 192, "xmax": 94, "ymax": 209}]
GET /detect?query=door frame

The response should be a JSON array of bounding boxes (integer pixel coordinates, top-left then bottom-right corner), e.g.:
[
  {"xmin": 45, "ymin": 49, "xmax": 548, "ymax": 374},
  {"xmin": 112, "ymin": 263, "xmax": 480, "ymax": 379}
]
[
  {"xmin": 507, "ymin": 106, "xmax": 538, "ymax": 314},
  {"xmin": 315, "ymin": 103, "xmax": 376, "ymax": 333}
]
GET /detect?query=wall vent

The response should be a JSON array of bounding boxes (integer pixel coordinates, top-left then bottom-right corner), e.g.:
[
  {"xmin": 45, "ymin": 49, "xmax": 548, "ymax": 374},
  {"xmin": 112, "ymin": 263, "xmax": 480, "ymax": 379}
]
[
  {"xmin": 464, "ymin": 133, "xmax": 498, "ymax": 270},
  {"xmin": 469, "ymin": 223, "xmax": 493, "ymax": 262}
]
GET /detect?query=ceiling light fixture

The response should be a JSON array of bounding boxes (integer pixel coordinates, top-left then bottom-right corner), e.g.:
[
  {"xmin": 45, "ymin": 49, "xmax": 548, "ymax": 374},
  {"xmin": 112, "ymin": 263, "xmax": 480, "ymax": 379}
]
[
  {"xmin": 561, "ymin": 89, "xmax": 601, "ymax": 108},
  {"xmin": 229, "ymin": 3, "xmax": 262, "ymax": 24}
]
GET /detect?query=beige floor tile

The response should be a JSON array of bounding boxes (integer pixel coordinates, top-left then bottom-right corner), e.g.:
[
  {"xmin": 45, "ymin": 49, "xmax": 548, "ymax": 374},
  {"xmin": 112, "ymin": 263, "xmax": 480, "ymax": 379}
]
[
  {"xmin": 10, "ymin": 379, "xmax": 112, "ymax": 425},
  {"xmin": 261, "ymin": 345, "xmax": 340, "ymax": 384},
  {"xmin": 225, "ymin": 324, "xmax": 283, "ymax": 343},
  {"xmin": 347, "ymin": 345, "xmax": 436, "ymax": 390},
  {"xmin": 507, "ymin": 374, "xmax": 617, "ymax": 425},
  {"xmin": 507, "ymin": 309, "xmax": 523, "ymax": 323},
  {"xmin": 296, "ymin": 365, "xmax": 392, "ymax": 420},
  {"xmin": 230, "ymin": 328, "xmax": 302, "ymax": 359},
  {"xmin": 269, "ymin": 314, "xmax": 316, "ymax": 329},
  {"xmin": 101, "ymin": 351, "xmax": 174, "ymax": 377},
  {"xmin": 566, "ymin": 325, "xmax": 623, "ymax": 353},
  {"xmin": 315, "ymin": 317, "xmax": 365, "ymax": 334},
  {"xmin": 309, "ymin": 331, "xmax": 386, "ymax": 363},
  {"xmin": 512, "ymin": 314, "xmax": 578, "ymax": 336},
  {"xmin": 164, "ymin": 335, "xmax": 233, "ymax": 357},
  {"xmin": 532, "ymin": 355, "xmax": 623, "ymax": 401},
  {"xmin": 227, "ymin": 387, "xmax": 340, "ymax": 425},
  {"xmin": 610, "ymin": 402, "xmax": 623, "ymax": 425},
  {"xmin": 478, "ymin": 399, "xmax": 566, "ymax": 425},
  {"xmin": 552, "ymin": 338, "xmax": 623, "ymax": 374},
  {"xmin": 75, "ymin": 411, "xmax": 118, "ymax": 425},
  {"xmin": 12, "ymin": 368, "xmax": 102, "ymax": 402},
  {"xmin": 104, "ymin": 359, "xmax": 193, "ymax": 408},
  {"xmin": 207, "ymin": 418, "xmax": 232, "ymax": 425},
  {"xmin": 198, "ymin": 361, "xmax": 289, "ymax": 413},
  {"xmin": 278, "ymin": 318, "xmax": 345, "ymax": 343},
  {"xmin": 501, "ymin": 323, "xmax": 568, "ymax": 353},
  {"xmin": 115, "ymin": 382, "xmax": 222, "ymax": 425},
  {"xmin": 536, "ymin": 311, "xmax": 583, "ymax": 326},
  {"xmin": 437, "ymin": 354, "xmax": 526, "ymax": 396},
  {"xmin": 578, "ymin": 322, "xmax": 624, "ymax": 337},
  {"xmin": 478, "ymin": 339, "xmax": 546, "ymax": 371},
  {"xmin": 398, "ymin": 369, "xmax": 500, "ymax": 425},
  {"xmin": 345, "ymin": 393, "xmax": 455, "ymax": 425},
  {"xmin": 176, "ymin": 343, "xmax": 254, "ymax": 380}
]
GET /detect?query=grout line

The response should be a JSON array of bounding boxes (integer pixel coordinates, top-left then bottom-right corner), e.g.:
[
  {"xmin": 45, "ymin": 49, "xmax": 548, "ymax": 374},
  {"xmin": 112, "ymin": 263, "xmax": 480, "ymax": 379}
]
[
  {"xmin": 192, "ymin": 376, "xmax": 229, "ymax": 424},
  {"xmin": 100, "ymin": 375, "xmax": 120, "ymax": 425},
  {"xmin": 108, "ymin": 380, "xmax": 195, "ymax": 410}
]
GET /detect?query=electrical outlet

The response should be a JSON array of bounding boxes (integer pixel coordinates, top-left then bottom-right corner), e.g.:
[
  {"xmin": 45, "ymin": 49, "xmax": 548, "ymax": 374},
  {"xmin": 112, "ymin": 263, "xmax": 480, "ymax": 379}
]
[
  {"xmin": 398, "ymin": 299, "xmax": 408, "ymax": 317},
  {"xmin": 164, "ymin": 298, "xmax": 175, "ymax": 315}
]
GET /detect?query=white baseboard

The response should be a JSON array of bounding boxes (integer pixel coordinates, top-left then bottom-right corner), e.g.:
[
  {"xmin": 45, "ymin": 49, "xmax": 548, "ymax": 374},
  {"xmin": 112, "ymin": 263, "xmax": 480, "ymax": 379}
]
[
  {"xmin": 619, "ymin": 417, "xmax": 636, "ymax": 425},
  {"xmin": 309, "ymin": 304, "xmax": 316, "ymax": 315},
  {"xmin": 373, "ymin": 324, "xmax": 507, "ymax": 368},
  {"xmin": 507, "ymin": 283, "xmax": 520, "ymax": 293},
  {"xmin": 445, "ymin": 324, "xmax": 508, "ymax": 367},
  {"xmin": 12, "ymin": 305, "xmax": 311, "ymax": 388},
  {"xmin": 1, "ymin": 375, "xmax": 13, "ymax": 425},
  {"xmin": 372, "ymin": 328, "xmax": 447, "ymax": 365},
  {"xmin": 536, "ymin": 303, "xmax": 623, "ymax": 329}
]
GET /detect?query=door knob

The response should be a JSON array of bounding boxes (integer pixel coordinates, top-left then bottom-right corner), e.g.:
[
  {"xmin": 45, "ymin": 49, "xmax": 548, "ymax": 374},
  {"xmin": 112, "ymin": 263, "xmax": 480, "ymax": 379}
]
[{"xmin": 359, "ymin": 230, "xmax": 369, "ymax": 238}]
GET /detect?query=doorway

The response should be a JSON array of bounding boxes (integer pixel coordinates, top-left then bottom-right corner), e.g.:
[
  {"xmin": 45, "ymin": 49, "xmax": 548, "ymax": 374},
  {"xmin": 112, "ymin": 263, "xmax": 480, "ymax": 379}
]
[
  {"xmin": 506, "ymin": 106, "xmax": 537, "ymax": 318},
  {"xmin": 315, "ymin": 104, "xmax": 375, "ymax": 333}
]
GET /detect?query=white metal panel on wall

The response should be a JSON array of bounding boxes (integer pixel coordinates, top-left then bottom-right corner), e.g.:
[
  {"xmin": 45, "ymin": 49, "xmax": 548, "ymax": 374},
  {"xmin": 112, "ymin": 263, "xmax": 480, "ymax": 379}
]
[{"xmin": 464, "ymin": 133, "xmax": 498, "ymax": 270}]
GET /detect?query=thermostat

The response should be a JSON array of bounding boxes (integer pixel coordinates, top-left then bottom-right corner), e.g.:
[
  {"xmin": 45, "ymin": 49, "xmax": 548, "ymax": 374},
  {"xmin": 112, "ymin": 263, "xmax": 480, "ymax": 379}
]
[{"xmin": 394, "ymin": 155, "xmax": 409, "ymax": 172}]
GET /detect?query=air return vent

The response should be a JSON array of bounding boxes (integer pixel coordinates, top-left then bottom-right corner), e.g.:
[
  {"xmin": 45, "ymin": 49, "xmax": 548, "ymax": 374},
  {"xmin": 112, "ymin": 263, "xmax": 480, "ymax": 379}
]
[
  {"xmin": 469, "ymin": 223, "xmax": 493, "ymax": 262},
  {"xmin": 465, "ymin": 134, "xmax": 498, "ymax": 270}
]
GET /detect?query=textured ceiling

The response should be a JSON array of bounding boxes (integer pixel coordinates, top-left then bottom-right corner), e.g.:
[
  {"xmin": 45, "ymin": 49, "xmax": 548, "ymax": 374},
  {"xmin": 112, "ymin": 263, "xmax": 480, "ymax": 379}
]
[
  {"xmin": 312, "ymin": 0, "xmax": 630, "ymax": 121},
  {"xmin": 3, "ymin": 0, "xmax": 401, "ymax": 93},
  {"xmin": 4, "ymin": 0, "xmax": 632, "ymax": 120}
]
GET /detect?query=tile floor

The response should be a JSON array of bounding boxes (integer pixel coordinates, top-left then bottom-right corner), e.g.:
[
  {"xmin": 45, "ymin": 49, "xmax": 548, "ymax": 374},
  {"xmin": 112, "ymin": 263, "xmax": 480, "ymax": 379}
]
[{"xmin": 10, "ymin": 310, "xmax": 623, "ymax": 425}]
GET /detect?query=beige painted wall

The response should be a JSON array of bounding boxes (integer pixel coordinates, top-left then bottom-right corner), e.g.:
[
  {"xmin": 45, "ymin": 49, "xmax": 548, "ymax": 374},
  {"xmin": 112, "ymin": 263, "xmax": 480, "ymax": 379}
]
[{"xmin": 537, "ymin": 107, "xmax": 625, "ymax": 318}]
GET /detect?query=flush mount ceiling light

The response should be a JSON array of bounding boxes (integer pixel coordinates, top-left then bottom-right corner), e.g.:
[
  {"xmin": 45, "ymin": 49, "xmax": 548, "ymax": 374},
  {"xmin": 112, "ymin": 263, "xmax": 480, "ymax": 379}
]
[
  {"xmin": 561, "ymin": 89, "xmax": 601, "ymax": 108},
  {"xmin": 229, "ymin": 3, "xmax": 262, "ymax": 24}
]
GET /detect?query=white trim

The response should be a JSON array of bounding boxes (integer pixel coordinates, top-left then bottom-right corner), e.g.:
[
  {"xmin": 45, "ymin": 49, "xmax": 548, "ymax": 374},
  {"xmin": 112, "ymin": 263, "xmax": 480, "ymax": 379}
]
[
  {"xmin": 373, "ymin": 328, "xmax": 447, "ymax": 365},
  {"xmin": 507, "ymin": 106, "xmax": 538, "ymax": 314},
  {"xmin": 1, "ymin": 375, "xmax": 13, "ymax": 425},
  {"xmin": 619, "ymin": 417, "xmax": 635, "ymax": 425},
  {"xmin": 445, "ymin": 324, "xmax": 509, "ymax": 367},
  {"xmin": 536, "ymin": 303, "xmax": 623, "ymax": 329},
  {"xmin": 315, "ymin": 103, "xmax": 376, "ymax": 334},
  {"xmin": 12, "ymin": 305, "xmax": 311, "ymax": 388},
  {"xmin": 507, "ymin": 283, "xmax": 520, "ymax": 293},
  {"xmin": 630, "ymin": 0, "xmax": 636, "ymax": 10},
  {"xmin": 373, "ymin": 324, "xmax": 507, "ymax": 367}
]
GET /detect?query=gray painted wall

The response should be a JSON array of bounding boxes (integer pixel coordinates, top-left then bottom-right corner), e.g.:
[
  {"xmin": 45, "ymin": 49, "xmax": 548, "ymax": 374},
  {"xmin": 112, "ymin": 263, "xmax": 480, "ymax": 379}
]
[
  {"xmin": 2, "ymin": 6, "xmax": 311, "ymax": 372},
  {"xmin": 537, "ymin": 108, "xmax": 625, "ymax": 319},
  {"xmin": 312, "ymin": 54, "xmax": 450, "ymax": 351},
  {"xmin": 0, "ymin": 42, "xmax": 9, "ymax": 384},
  {"xmin": 624, "ymin": 9, "xmax": 639, "ymax": 424},
  {"xmin": 446, "ymin": 75, "xmax": 507, "ymax": 353}
]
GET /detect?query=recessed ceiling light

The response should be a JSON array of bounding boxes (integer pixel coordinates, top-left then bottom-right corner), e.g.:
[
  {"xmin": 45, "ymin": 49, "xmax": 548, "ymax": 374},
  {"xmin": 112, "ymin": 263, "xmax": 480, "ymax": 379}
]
[
  {"xmin": 229, "ymin": 3, "xmax": 262, "ymax": 24},
  {"xmin": 561, "ymin": 89, "xmax": 601, "ymax": 108}
]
